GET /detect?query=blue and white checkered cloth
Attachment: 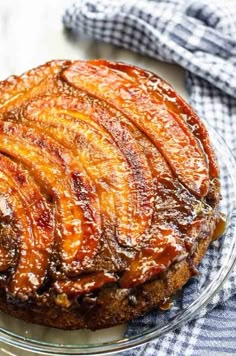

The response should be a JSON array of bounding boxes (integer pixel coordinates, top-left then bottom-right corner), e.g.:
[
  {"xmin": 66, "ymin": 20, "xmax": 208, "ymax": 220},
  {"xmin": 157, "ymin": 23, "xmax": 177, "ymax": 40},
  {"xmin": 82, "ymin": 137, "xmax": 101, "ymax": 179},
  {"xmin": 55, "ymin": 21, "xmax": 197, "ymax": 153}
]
[{"xmin": 63, "ymin": 0, "xmax": 236, "ymax": 354}]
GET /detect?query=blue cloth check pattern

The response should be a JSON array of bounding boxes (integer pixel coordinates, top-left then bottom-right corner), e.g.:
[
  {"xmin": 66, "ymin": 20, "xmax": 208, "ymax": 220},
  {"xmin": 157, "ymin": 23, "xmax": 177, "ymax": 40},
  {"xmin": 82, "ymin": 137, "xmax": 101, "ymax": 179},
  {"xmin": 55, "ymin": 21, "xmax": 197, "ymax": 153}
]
[{"xmin": 63, "ymin": 1, "xmax": 236, "ymax": 354}]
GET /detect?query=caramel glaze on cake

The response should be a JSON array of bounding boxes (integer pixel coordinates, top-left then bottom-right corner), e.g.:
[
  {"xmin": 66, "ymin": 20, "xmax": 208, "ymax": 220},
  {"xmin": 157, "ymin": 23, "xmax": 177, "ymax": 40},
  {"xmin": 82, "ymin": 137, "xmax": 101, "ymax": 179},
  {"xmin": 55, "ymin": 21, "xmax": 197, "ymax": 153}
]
[{"xmin": 0, "ymin": 60, "xmax": 222, "ymax": 330}]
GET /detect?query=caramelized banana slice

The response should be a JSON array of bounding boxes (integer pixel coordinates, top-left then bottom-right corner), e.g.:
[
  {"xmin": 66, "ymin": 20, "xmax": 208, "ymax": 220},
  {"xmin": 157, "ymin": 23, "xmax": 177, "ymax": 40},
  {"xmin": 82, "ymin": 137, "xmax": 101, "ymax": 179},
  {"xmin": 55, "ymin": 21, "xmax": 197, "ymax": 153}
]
[
  {"xmin": 0, "ymin": 174, "xmax": 35, "ymax": 295},
  {"xmin": 120, "ymin": 226, "xmax": 186, "ymax": 288},
  {"xmin": 0, "ymin": 60, "xmax": 70, "ymax": 110},
  {"xmin": 0, "ymin": 121, "xmax": 101, "ymax": 273},
  {"xmin": 63, "ymin": 60, "xmax": 209, "ymax": 197},
  {"xmin": 0, "ymin": 154, "xmax": 53, "ymax": 297},
  {"xmin": 24, "ymin": 95, "xmax": 153, "ymax": 246}
]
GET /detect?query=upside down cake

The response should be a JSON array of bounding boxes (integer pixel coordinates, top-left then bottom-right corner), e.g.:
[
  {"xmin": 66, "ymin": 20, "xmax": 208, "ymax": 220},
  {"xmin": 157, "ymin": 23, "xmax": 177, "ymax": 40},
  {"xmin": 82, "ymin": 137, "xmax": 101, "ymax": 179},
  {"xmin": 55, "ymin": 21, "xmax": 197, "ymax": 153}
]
[{"xmin": 0, "ymin": 60, "xmax": 222, "ymax": 330}]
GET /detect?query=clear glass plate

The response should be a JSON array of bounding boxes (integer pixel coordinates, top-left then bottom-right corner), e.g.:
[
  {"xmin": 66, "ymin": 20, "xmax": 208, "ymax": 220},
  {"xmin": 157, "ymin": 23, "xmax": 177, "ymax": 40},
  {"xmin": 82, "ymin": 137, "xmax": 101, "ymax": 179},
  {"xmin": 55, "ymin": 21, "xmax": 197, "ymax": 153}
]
[{"xmin": 0, "ymin": 124, "xmax": 236, "ymax": 355}]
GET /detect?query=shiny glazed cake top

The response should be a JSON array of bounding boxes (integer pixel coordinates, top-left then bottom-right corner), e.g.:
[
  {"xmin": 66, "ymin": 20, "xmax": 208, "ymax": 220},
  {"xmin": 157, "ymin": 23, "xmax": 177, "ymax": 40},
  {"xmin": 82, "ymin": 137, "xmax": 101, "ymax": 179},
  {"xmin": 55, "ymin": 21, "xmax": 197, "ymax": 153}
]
[{"xmin": 0, "ymin": 60, "xmax": 219, "ymax": 303}]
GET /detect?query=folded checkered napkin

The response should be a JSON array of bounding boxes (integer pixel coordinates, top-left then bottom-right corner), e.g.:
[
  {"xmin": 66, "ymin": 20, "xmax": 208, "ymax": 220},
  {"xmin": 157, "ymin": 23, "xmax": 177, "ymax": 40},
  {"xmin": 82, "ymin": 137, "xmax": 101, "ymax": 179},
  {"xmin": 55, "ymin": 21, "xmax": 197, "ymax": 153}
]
[{"xmin": 63, "ymin": 1, "xmax": 236, "ymax": 354}]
